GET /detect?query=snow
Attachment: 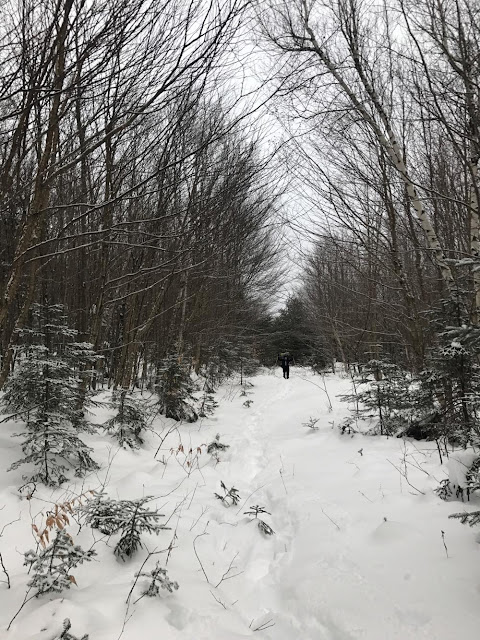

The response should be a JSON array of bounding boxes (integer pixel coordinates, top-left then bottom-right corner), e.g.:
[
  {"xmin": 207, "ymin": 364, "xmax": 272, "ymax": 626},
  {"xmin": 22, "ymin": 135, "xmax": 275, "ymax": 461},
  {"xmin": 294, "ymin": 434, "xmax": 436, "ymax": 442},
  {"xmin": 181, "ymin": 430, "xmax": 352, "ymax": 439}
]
[{"xmin": 1, "ymin": 368, "xmax": 480, "ymax": 639}]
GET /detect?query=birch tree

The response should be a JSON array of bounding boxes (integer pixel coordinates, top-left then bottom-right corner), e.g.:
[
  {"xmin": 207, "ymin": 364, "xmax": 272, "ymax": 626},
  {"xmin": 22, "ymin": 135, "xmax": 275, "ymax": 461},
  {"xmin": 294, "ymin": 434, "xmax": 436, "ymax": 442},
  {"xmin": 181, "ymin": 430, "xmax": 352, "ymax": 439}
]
[{"xmin": 259, "ymin": 0, "xmax": 454, "ymax": 292}]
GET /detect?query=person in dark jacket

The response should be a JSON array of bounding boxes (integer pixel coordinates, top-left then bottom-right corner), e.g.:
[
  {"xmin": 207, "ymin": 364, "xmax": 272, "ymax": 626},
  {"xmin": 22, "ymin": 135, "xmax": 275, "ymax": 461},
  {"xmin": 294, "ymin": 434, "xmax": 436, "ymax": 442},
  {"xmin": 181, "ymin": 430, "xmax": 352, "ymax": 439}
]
[{"xmin": 278, "ymin": 352, "xmax": 293, "ymax": 379}]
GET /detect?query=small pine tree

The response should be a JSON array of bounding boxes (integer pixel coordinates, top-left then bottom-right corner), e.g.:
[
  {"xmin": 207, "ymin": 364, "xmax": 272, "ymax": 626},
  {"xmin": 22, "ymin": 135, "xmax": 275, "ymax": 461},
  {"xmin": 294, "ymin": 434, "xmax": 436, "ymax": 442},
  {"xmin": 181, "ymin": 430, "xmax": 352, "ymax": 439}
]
[
  {"xmin": 341, "ymin": 359, "xmax": 411, "ymax": 435},
  {"xmin": 244, "ymin": 505, "xmax": 275, "ymax": 536},
  {"xmin": 79, "ymin": 495, "xmax": 170, "ymax": 560},
  {"xmin": 155, "ymin": 353, "xmax": 198, "ymax": 422},
  {"xmin": 214, "ymin": 481, "xmax": 240, "ymax": 506},
  {"xmin": 413, "ymin": 332, "xmax": 480, "ymax": 445},
  {"xmin": 53, "ymin": 619, "xmax": 88, "ymax": 640},
  {"xmin": 409, "ymin": 295, "xmax": 480, "ymax": 445},
  {"xmin": 136, "ymin": 561, "xmax": 179, "ymax": 596},
  {"xmin": 205, "ymin": 340, "xmax": 238, "ymax": 384},
  {"xmin": 103, "ymin": 390, "xmax": 147, "ymax": 449},
  {"xmin": 207, "ymin": 434, "xmax": 229, "ymax": 454},
  {"xmin": 1, "ymin": 304, "xmax": 99, "ymax": 485},
  {"xmin": 449, "ymin": 510, "xmax": 480, "ymax": 528},
  {"xmin": 198, "ymin": 378, "xmax": 218, "ymax": 418},
  {"xmin": 205, "ymin": 339, "xmax": 260, "ymax": 386},
  {"xmin": 24, "ymin": 529, "xmax": 96, "ymax": 596}
]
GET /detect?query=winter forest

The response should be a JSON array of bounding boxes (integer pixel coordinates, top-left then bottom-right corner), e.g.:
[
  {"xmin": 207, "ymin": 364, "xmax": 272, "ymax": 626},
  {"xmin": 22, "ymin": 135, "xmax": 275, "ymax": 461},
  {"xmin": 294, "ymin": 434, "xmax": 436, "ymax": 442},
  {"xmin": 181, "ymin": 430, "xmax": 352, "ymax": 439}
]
[{"xmin": 1, "ymin": 0, "xmax": 480, "ymax": 638}]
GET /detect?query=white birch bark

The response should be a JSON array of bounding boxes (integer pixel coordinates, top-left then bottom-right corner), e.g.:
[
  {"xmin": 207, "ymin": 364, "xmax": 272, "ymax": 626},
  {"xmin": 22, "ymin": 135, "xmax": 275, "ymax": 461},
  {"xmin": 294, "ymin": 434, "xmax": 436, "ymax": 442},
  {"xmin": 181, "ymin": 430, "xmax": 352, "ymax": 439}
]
[
  {"xmin": 300, "ymin": 0, "xmax": 455, "ymax": 289},
  {"xmin": 469, "ymin": 156, "xmax": 480, "ymax": 321}
]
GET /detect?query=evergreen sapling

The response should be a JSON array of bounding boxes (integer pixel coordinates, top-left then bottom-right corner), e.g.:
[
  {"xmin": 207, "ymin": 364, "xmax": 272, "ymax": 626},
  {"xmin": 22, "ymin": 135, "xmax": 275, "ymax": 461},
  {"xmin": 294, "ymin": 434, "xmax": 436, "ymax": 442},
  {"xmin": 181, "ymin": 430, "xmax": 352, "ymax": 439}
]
[
  {"xmin": 302, "ymin": 417, "xmax": 319, "ymax": 430},
  {"xmin": 214, "ymin": 481, "xmax": 240, "ymax": 506},
  {"xmin": 198, "ymin": 378, "xmax": 218, "ymax": 417},
  {"xmin": 1, "ymin": 304, "xmax": 99, "ymax": 485},
  {"xmin": 449, "ymin": 456, "xmax": 480, "ymax": 529},
  {"xmin": 136, "ymin": 561, "xmax": 179, "ymax": 596},
  {"xmin": 244, "ymin": 505, "xmax": 275, "ymax": 536},
  {"xmin": 406, "ymin": 296, "xmax": 480, "ymax": 445},
  {"xmin": 155, "ymin": 353, "xmax": 198, "ymax": 422},
  {"xmin": 79, "ymin": 494, "xmax": 170, "ymax": 560},
  {"xmin": 341, "ymin": 359, "xmax": 411, "ymax": 436},
  {"xmin": 24, "ymin": 528, "xmax": 96, "ymax": 595},
  {"xmin": 207, "ymin": 434, "xmax": 229, "ymax": 455},
  {"xmin": 52, "ymin": 618, "xmax": 88, "ymax": 640},
  {"xmin": 103, "ymin": 390, "xmax": 148, "ymax": 449}
]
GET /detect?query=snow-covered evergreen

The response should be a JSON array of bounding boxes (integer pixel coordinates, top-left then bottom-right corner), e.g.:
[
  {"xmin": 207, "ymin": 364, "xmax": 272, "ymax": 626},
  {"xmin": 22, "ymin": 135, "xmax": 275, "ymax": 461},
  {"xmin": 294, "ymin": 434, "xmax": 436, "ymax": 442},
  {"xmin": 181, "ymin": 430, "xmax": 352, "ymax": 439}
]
[
  {"xmin": 155, "ymin": 353, "xmax": 198, "ymax": 422},
  {"xmin": 1, "ymin": 305, "xmax": 99, "ymax": 485},
  {"xmin": 24, "ymin": 529, "xmax": 96, "ymax": 595},
  {"xmin": 79, "ymin": 494, "xmax": 170, "ymax": 560},
  {"xmin": 103, "ymin": 390, "xmax": 147, "ymax": 449},
  {"xmin": 52, "ymin": 618, "xmax": 89, "ymax": 640},
  {"xmin": 135, "ymin": 561, "xmax": 179, "ymax": 596}
]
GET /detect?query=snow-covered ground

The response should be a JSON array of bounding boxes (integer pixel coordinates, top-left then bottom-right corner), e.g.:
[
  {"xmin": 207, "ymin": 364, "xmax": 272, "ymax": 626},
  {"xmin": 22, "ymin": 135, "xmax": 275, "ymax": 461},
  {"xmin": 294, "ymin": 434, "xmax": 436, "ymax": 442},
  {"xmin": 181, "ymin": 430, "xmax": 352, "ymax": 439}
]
[{"xmin": 1, "ymin": 368, "xmax": 479, "ymax": 639}]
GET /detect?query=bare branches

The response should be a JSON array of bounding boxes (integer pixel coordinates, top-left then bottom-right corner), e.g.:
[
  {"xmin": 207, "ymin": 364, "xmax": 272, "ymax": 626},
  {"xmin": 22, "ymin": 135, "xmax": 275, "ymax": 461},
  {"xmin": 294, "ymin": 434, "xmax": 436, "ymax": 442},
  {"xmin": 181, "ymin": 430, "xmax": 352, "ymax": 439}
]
[
  {"xmin": 0, "ymin": 0, "xmax": 281, "ymax": 392},
  {"xmin": 214, "ymin": 551, "xmax": 243, "ymax": 588},
  {"xmin": 386, "ymin": 459, "xmax": 426, "ymax": 496}
]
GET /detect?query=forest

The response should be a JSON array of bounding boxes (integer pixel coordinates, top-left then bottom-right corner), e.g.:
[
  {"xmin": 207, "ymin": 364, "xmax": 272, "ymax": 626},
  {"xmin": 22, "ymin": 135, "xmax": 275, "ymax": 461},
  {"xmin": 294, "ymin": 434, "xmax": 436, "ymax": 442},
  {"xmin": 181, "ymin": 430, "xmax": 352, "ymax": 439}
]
[{"xmin": 1, "ymin": 0, "xmax": 480, "ymax": 638}]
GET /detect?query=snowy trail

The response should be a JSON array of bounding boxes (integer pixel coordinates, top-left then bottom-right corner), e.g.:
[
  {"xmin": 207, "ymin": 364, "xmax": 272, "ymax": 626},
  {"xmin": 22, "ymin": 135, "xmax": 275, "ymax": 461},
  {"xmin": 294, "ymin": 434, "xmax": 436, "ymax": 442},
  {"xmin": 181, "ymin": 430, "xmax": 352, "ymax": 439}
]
[
  {"xmin": 216, "ymin": 370, "xmax": 480, "ymax": 639},
  {"xmin": 1, "ymin": 368, "xmax": 480, "ymax": 639}
]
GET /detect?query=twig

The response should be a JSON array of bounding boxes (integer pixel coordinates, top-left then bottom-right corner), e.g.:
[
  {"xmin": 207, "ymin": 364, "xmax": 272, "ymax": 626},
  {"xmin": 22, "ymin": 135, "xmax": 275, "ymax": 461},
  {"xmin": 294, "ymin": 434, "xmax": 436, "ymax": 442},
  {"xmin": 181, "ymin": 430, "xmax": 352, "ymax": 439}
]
[
  {"xmin": 251, "ymin": 618, "xmax": 275, "ymax": 631},
  {"xmin": 187, "ymin": 483, "xmax": 198, "ymax": 510},
  {"xmin": 166, "ymin": 529, "xmax": 178, "ymax": 566},
  {"xmin": 215, "ymin": 552, "xmax": 243, "ymax": 588},
  {"xmin": 235, "ymin": 483, "xmax": 268, "ymax": 515},
  {"xmin": 189, "ymin": 505, "xmax": 209, "ymax": 531},
  {"xmin": 125, "ymin": 548, "xmax": 163, "ymax": 605},
  {"xmin": 164, "ymin": 494, "xmax": 188, "ymax": 527},
  {"xmin": 441, "ymin": 530, "xmax": 449, "ymax": 559},
  {"xmin": 210, "ymin": 590, "xmax": 227, "ymax": 609},
  {"xmin": 193, "ymin": 531, "xmax": 210, "ymax": 584},
  {"xmin": 7, "ymin": 587, "xmax": 35, "ymax": 630},
  {"xmin": 154, "ymin": 424, "xmax": 179, "ymax": 460},
  {"xmin": 404, "ymin": 458, "xmax": 430, "ymax": 476},
  {"xmin": 320, "ymin": 506, "xmax": 340, "ymax": 530},
  {"xmin": 117, "ymin": 611, "xmax": 136, "ymax": 640},
  {"xmin": 0, "ymin": 513, "xmax": 21, "ymax": 537},
  {"xmin": 358, "ymin": 491, "xmax": 373, "ymax": 503},
  {"xmin": 321, "ymin": 373, "xmax": 333, "ymax": 411},
  {"xmin": 386, "ymin": 459, "xmax": 425, "ymax": 495},
  {"xmin": 279, "ymin": 458, "xmax": 288, "ymax": 496},
  {"xmin": 0, "ymin": 551, "xmax": 10, "ymax": 588}
]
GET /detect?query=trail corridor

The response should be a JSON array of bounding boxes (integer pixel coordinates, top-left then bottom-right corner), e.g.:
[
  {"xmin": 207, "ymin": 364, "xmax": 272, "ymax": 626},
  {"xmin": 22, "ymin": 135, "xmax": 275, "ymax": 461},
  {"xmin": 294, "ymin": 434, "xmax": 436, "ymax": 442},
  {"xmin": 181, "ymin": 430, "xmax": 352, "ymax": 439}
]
[{"xmin": 1, "ymin": 370, "xmax": 479, "ymax": 639}]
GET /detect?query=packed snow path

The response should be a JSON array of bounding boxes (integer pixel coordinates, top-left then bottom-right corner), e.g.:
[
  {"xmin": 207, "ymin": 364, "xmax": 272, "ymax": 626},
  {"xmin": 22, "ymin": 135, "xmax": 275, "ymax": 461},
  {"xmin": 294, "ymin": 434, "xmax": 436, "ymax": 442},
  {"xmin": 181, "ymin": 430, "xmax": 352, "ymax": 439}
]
[
  {"xmin": 1, "ymin": 369, "xmax": 480, "ymax": 639},
  {"xmin": 215, "ymin": 370, "xmax": 480, "ymax": 639}
]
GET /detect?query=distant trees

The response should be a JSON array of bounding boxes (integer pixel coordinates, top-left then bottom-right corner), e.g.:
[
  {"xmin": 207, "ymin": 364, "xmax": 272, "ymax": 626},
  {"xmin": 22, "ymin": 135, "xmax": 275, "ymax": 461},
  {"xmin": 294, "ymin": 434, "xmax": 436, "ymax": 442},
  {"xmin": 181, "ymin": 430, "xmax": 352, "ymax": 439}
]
[
  {"xmin": 254, "ymin": 0, "xmax": 480, "ymax": 448},
  {"xmin": 261, "ymin": 296, "xmax": 320, "ymax": 366},
  {"xmin": 258, "ymin": 0, "xmax": 480, "ymax": 374}
]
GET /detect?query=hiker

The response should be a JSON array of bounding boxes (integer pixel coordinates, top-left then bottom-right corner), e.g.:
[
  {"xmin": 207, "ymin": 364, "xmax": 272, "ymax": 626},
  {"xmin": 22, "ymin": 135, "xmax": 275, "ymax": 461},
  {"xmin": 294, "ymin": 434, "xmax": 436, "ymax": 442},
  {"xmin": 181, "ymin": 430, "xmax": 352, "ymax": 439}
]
[{"xmin": 278, "ymin": 352, "xmax": 293, "ymax": 379}]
